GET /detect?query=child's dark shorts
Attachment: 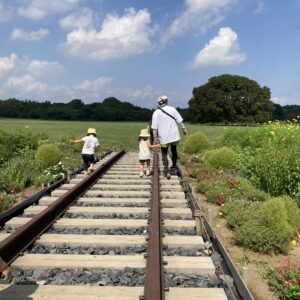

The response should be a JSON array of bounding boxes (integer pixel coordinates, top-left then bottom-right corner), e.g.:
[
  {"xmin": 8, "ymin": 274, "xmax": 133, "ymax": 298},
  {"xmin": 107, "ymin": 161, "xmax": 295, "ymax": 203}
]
[{"xmin": 139, "ymin": 159, "xmax": 150, "ymax": 163}]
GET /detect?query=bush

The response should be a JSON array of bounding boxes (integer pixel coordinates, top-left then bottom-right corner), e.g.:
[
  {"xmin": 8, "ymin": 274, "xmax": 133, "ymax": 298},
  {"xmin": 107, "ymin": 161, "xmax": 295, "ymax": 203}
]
[
  {"xmin": 198, "ymin": 176, "xmax": 268, "ymax": 205},
  {"xmin": 183, "ymin": 131, "xmax": 209, "ymax": 154},
  {"xmin": 0, "ymin": 149, "xmax": 38, "ymax": 193},
  {"xmin": 234, "ymin": 196, "xmax": 300, "ymax": 253},
  {"xmin": 35, "ymin": 144, "xmax": 61, "ymax": 168},
  {"xmin": 0, "ymin": 129, "xmax": 43, "ymax": 163},
  {"xmin": 203, "ymin": 147, "xmax": 236, "ymax": 170}
]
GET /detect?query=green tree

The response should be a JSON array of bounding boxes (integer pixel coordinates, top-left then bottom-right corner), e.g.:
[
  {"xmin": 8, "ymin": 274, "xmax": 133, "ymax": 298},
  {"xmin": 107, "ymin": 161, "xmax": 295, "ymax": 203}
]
[{"xmin": 189, "ymin": 74, "xmax": 274, "ymax": 124}]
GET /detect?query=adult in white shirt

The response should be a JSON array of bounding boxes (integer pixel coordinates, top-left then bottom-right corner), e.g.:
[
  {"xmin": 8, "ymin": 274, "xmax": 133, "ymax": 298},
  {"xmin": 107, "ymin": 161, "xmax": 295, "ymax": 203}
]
[
  {"xmin": 70, "ymin": 128, "xmax": 100, "ymax": 175},
  {"xmin": 151, "ymin": 95, "xmax": 188, "ymax": 178}
]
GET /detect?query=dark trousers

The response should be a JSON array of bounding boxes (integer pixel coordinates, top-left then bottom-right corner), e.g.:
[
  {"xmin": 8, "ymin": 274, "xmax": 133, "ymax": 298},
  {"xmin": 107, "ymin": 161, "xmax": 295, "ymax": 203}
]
[
  {"xmin": 161, "ymin": 144, "xmax": 177, "ymax": 171},
  {"xmin": 82, "ymin": 154, "xmax": 95, "ymax": 170}
]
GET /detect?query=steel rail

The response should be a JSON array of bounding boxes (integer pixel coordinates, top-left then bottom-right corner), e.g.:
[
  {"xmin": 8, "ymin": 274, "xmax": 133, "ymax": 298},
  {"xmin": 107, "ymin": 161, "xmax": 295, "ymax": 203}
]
[
  {"xmin": 143, "ymin": 151, "xmax": 164, "ymax": 300},
  {"xmin": 0, "ymin": 151, "xmax": 112, "ymax": 226},
  {"xmin": 0, "ymin": 150, "xmax": 125, "ymax": 265}
]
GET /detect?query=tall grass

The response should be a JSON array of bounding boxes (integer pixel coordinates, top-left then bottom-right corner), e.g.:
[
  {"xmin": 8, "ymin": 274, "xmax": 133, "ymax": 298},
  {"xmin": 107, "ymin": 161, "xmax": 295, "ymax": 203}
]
[{"xmin": 0, "ymin": 119, "xmax": 225, "ymax": 150}]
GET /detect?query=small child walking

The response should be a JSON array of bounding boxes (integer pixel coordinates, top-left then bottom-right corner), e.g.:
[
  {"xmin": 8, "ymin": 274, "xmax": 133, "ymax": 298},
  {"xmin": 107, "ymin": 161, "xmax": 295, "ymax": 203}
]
[
  {"xmin": 70, "ymin": 128, "xmax": 100, "ymax": 175},
  {"xmin": 138, "ymin": 128, "xmax": 159, "ymax": 178}
]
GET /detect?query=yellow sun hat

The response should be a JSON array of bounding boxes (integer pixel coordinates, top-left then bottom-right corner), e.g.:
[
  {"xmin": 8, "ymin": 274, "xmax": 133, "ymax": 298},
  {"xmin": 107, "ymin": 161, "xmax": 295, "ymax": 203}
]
[
  {"xmin": 87, "ymin": 128, "xmax": 97, "ymax": 135},
  {"xmin": 139, "ymin": 129, "xmax": 150, "ymax": 137}
]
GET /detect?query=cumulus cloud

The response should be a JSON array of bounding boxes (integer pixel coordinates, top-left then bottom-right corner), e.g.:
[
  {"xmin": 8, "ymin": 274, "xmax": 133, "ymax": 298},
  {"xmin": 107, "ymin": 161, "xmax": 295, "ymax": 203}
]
[
  {"xmin": 0, "ymin": 53, "xmax": 64, "ymax": 99},
  {"xmin": 161, "ymin": 0, "xmax": 236, "ymax": 45},
  {"xmin": 59, "ymin": 7, "xmax": 94, "ymax": 30},
  {"xmin": 2, "ymin": 74, "xmax": 48, "ymax": 94},
  {"xmin": 11, "ymin": 28, "xmax": 50, "ymax": 42},
  {"xmin": 65, "ymin": 77, "xmax": 113, "ymax": 99},
  {"xmin": 18, "ymin": 0, "xmax": 78, "ymax": 20},
  {"xmin": 0, "ymin": 53, "xmax": 18, "ymax": 76},
  {"xmin": 0, "ymin": 1, "xmax": 14, "ymax": 22},
  {"xmin": 27, "ymin": 60, "xmax": 64, "ymax": 76},
  {"xmin": 59, "ymin": 8, "xmax": 155, "ymax": 61},
  {"xmin": 190, "ymin": 27, "xmax": 245, "ymax": 69}
]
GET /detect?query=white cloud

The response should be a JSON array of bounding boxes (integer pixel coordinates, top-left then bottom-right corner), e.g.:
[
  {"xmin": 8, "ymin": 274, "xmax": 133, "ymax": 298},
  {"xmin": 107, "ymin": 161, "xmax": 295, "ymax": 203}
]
[
  {"xmin": 18, "ymin": 0, "xmax": 78, "ymax": 20},
  {"xmin": 27, "ymin": 60, "xmax": 64, "ymax": 76},
  {"xmin": 59, "ymin": 7, "xmax": 94, "ymax": 30},
  {"xmin": 3, "ymin": 74, "xmax": 48, "ymax": 94},
  {"xmin": 59, "ymin": 8, "xmax": 155, "ymax": 61},
  {"xmin": 0, "ymin": 1, "xmax": 14, "ymax": 22},
  {"xmin": 0, "ymin": 53, "xmax": 64, "ymax": 99},
  {"xmin": 161, "ymin": 0, "xmax": 236, "ymax": 45},
  {"xmin": 11, "ymin": 28, "xmax": 50, "ymax": 42},
  {"xmin": 191, "ymin": 27, "xmax": 245, "ymax": 69},
  {"xmin": 0, "ymin": 53, "xmax": 17, "ymax": 76}
]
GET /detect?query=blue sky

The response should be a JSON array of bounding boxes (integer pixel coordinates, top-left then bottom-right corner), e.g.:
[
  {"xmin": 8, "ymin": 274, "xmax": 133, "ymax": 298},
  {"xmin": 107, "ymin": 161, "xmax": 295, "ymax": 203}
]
[{"xmin": 0, "ymin": 0, "xmax": 300, "ymax": 108}]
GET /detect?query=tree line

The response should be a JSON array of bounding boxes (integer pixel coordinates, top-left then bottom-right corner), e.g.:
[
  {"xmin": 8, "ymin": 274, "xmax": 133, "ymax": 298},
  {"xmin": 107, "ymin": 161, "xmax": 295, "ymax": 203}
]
[
  {"xmin": 0, "ymin": 75, "xmax": 299, "ymax": 123},
  {"xmin": 0, "ymin": 97, "xmax": 190, "ymax": 122}
]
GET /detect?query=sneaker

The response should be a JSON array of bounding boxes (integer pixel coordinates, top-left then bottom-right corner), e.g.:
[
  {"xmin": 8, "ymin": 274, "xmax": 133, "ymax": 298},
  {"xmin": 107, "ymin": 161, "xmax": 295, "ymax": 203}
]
[
  {"xmin": 139, "ymin": 171, "xmax": 144, "ymax": 178},
  {"xmin": 146, "ymin": 169, "xmax": 150, "ymax": 176},
  {"xmin": 166, "ymin": 171, "xmax": 171, "ymax": 179},
  {"xmin": 170, "ymin": 166, "xmax": 178, "ymax": 175}
]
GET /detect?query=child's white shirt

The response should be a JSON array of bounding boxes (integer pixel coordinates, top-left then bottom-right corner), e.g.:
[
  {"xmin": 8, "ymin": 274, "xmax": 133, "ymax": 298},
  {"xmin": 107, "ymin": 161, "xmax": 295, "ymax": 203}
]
[
  {"xmin": 82, "ymin": 136, "xmax": 100, "ymax": 155},
  {"xmin": 139, "ymin": 139, "xmax": 150, "ymax": 160}
]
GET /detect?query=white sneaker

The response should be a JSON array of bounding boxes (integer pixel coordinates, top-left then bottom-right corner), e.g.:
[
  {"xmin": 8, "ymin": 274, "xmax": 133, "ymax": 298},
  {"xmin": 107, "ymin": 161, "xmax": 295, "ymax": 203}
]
[
  {"xmin": 139, "ymin": 171, "xmax": 144, "ymax": 178},
  {"xmin": 146, "ymin": 170, "xmax": 150, "ymax": 176}
]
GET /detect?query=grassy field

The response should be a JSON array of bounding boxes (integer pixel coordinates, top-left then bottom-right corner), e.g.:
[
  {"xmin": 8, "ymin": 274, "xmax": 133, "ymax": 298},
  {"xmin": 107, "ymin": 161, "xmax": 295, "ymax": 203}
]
[{"xmin": 0, "ymin": 118, "xmax": 225, "ymax": 150}]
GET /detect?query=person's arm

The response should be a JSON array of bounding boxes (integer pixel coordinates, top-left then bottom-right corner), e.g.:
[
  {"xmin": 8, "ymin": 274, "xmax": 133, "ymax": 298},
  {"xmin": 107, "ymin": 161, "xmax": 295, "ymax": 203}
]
[
  {"xmin": 148, "ymin": 140, "xmax": 160, "ymax": 148},
  {"xmin": 0, "ymin": 257, "xmax": 12, "ymax": 280},
  {"xmin": 180, "ymin": 122, "xmax": 188, "ymax": 136},
  {"xmin": 69, "ymin": 138, "xmax": 83, "ymax": 144}
]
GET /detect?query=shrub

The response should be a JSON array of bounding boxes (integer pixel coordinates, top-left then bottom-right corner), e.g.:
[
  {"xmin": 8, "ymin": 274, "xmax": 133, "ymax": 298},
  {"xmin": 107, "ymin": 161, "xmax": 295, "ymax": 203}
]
[
  {"xmin": 35, "ymin": 144, "xmax": 61, "ymax": 168},
  {"xmin": 227, "ymin": 121, "xmax": 300, "ymax": 197},
  {"xmin": 183, "ymin": 131, "xmax": 209, "ymax": 154},
  {"xmin": 198, "ymin": 176, "xmax": 268, "ymax": 205},
  {"xmin": 0, "ymin": 149, "xmax": 38, "ymax": 193},
  {"xmin": 203, "ymin": 147, "xmax": 236, "ymax": 170},
  {"xmin": 234, "ymin": 196, "xmax": 300, "ymax": 253}
]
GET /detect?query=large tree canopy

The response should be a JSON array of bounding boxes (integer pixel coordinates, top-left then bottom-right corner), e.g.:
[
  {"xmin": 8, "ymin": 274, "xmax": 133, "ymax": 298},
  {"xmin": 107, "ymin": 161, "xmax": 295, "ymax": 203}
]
[{"xmin": 189, "ymin": 74, "xmax": 274, "ymax": 124}]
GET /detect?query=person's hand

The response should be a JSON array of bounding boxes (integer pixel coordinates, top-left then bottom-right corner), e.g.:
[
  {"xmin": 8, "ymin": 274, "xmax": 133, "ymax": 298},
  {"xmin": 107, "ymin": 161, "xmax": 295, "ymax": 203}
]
[
  {"xmin": 183, "ymin": 129, "xmax": 188, "ymax": 136},
  {"xmin": 69, "ymin": 139, "xmax": 74, "ymax": 144},
  {"xmin": 1, "ymin": 267, "xmax": 12, "ymax": 280}
]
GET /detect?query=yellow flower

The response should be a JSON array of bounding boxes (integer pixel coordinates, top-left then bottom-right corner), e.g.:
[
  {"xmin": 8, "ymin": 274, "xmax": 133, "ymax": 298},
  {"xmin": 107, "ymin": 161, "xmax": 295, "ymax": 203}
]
[
  {"xmin": 218, "ymin": 212, "xmax": 223, "ymax": 216},
  {"xmin": 291, "ymin": 240, "xmax": 297, "ymax": 246}
]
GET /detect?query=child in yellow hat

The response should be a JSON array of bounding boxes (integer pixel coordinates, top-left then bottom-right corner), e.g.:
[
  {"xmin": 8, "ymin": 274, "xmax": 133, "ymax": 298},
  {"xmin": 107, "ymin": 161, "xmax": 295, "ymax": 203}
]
[
  {"xmin": 70, "ymin": 128, "xmax": 100, "ymax": 175},
  {"xmin": 138, "ymin": 128, "xmax": 160, "ymax": 178}
]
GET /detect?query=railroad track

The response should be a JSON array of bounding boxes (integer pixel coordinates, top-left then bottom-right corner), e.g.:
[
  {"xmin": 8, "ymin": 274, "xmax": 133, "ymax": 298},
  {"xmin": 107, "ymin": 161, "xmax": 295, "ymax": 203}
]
[{"xmin": 0, "ymin": 150, "xmax": 252, "ymax": 300}]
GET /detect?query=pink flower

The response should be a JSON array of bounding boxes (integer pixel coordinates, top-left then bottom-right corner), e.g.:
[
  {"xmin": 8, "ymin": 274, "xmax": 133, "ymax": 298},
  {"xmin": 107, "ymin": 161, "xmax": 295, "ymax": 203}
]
[
  {"xmin": 287, "ymin": 268, "xmax": 292, "ymax": 273},
  {"xmin": 279, "ymin": 265, "xmax": 285, "ymax": 271},
  {"xmin": 283, "ymin": 257, "xmax": 290, "ymax": 262},
  {"xmin": 277, "ymin": 274, "xmax": 283, "ymax": 280},
  {"xmin": 283, "ymin": 281, "xmax": 288, "ymax": 286}
]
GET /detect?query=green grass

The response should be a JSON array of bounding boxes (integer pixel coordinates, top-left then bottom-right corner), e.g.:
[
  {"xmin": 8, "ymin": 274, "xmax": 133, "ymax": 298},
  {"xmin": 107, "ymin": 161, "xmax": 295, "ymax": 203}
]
[{"xmin": 0, "ymin": 118, "xmax": 225, "ymax": 150}]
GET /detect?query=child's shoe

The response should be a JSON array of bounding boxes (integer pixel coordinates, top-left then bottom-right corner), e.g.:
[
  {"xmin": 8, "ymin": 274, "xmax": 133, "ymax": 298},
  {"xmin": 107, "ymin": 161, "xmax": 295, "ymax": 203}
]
[
  {"xmin": 139, "ymin": 171, "xmax": 144, "ymax": 178},
  {"xmin": 146, "ymin": 169, "xmax": 150, "ymax": 176}
]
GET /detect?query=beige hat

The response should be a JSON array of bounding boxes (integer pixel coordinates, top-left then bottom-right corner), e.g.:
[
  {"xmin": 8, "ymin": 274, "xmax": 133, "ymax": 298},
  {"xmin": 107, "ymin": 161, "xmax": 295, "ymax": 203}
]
[
  {"xmin": 139, "ymin": 129, "xmax": 150, "ymax": 137},
  {"xmin": 87, "ymin": 128, "xmax": 97, "ymax": 135}
]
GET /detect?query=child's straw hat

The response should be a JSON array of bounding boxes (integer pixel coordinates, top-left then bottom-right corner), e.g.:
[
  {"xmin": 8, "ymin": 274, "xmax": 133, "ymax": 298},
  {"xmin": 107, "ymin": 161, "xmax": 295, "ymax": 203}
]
[
  {"xmin": 139, "ymin": 129, "xmax": 150, "ymax": 137},
  {"xmin": 87, "ymin": 128, "xmax": 97, "ymax": 135}
]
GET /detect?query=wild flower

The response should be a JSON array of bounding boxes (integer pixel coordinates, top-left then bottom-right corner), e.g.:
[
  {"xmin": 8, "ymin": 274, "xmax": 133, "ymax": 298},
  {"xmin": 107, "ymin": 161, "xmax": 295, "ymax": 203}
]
[{"xmin": 267, "ymin": 257, "xmax": 300, "ymax": 299}]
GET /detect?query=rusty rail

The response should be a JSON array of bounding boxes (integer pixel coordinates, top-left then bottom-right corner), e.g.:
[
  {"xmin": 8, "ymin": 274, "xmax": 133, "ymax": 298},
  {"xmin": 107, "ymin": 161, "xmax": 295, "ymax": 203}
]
[
  {"xmin": 0, "ymin": 150, "xmax": 125, "ymax": 265},
  {"xmin": 143, "ymin": 151, "xmax": 164, "ymax": 300}
]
